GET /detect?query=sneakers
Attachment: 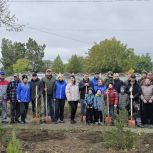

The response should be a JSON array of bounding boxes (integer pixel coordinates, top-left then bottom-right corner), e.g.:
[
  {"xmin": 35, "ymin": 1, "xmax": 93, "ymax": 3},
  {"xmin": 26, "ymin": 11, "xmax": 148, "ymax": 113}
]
[
  {"xmin": 98, "ymin": 122, "xmax": 103, "ymax": 126},
  {"xmin": 70, "ymin": 120, "xmax": 77, "ymax": 124},
  {"xmin": 59, "ymin": 120, "xmax": 64, "ymax": 123}
]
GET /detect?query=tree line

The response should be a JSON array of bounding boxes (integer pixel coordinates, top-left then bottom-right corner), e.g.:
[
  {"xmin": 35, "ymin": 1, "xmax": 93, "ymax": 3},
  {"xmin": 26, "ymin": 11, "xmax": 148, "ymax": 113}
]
[{"xmin": 0, "ymin": 37, "xmax": 153, "ymax": 75}]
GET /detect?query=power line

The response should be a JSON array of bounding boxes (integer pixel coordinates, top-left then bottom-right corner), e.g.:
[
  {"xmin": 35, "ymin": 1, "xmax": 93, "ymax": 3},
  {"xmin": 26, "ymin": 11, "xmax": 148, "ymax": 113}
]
[
  {"xmin": 8, "ymin": 0, "xmax": 150, "ymax": 3},
  {"xmin": 26, "ymin": 26, "xmax": 91, "ymax": 44}
]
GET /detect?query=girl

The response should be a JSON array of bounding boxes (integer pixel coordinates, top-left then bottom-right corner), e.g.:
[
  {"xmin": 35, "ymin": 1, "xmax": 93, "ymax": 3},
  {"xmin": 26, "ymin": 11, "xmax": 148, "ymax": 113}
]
[
  {"xmin": 84, "ymin": 88, "xmax": 95, "ymax": 124},
  {"xmin": 66, "ymin": 75, "xmax": 80, "ymax": 124},
  {"xmin": 94, "ymin": 89, "xmax": 104, "ymax": 125},
  {"xmin": 17, "ymin": 75, "xmax": 31, "ymax": 124}
]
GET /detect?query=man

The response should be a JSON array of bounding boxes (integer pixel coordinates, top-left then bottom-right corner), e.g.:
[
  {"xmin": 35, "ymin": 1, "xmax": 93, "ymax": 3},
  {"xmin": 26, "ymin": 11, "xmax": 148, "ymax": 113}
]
[
  {"xmin": 92, "ymin": 72, "xmax": 100, "ymax": 93},
  {"xmin": 30, "ymin": 72, "xmax": 43, "ymax": 121},
  {"xmin": 113, "ymin": 73, "xmax": 123, "ymax": 94},
  {"xmin": 0, "ymin": 71, "xmax": 9, "ymax": 123},
  {"xmin": 138, "ymin": 71, "xmax": 147, "ymax": 86},
  {"xmin": 127, "ymin": 74, "xmax": 142, "ymax": 127},
  {"xmin": 41, "ymin": 69, "xmax": 56, "ymax": 121},
  {"xmin": 79, "ymin": 73, "xmax": 93, "ymax": 121},
  {"xmin": 7, "ymin": 73, "xmax": 20, "ymax": 123},
  {"xmin": 147, "ymin": 72, "xmax": 153, "ymax": 85},
  {"xmin": 104, "ymin": 71, "xmax": 113, "ymax": 86}
]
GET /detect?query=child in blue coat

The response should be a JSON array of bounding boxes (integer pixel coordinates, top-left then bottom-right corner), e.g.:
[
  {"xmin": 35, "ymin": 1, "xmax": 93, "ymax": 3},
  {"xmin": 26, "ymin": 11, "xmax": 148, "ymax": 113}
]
[
  {"xmin": 84, "ymin": 88, "xmax": 95, "ymax": 124},
  {"xmin": 94, "ymin": 89, "xmax": 104, "ymax": 125}
]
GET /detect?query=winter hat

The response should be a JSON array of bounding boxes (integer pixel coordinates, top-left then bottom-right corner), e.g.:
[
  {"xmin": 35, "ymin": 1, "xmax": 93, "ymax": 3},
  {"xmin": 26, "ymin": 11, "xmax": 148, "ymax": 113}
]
[
  {"xmin": 32, "ymin": 72, "xmax": 37, "ymax": 77},
  {"xmin": 0, "ymin": 70, "xmax": 5, "ymax": 75},
  {"xmin": 131, "ymin": 74, "xmax": 136, "ymax": 79},
  {"xmin": 22, "ymin": 74, "xmax": 28, "ymax": 80},
  {"xmin": 141, "ymin": 70, "xmax": 147, "ymax": 75},
  {"xmin": 107, "ymin": 71, "xmax": 113, "ymax": 78},
  {"xmin": 46, "ymin": 69, "xmax": 52, "ymax": 73},
  {"xmin": 14, "ymin": 73, "xmax": 19, "ymax": 77},
  {"xmin": 88, "ymin": 87, "xmax": 94, "ymax": 92}
]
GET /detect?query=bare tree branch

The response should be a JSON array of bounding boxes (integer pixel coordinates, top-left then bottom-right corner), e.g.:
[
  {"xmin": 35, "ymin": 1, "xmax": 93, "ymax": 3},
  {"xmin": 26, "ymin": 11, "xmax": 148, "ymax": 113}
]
[{"xmin": 0, "ymin": 0, "xmax": 24, "ymax": 31}]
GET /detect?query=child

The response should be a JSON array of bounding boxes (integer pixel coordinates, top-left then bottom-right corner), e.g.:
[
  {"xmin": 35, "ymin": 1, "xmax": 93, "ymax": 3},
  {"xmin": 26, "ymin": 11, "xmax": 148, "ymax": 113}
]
[
  {"xmin": 119, "ymin": 85, "xmax": 129, "ymax": 110},
  {"xmin": 94, "ymin": 89, "xmax": 104, "ymax": 125},
  {"xmin": 105, "ymin": 83, "xmax": 118, "ymax": 121},
  {"xmin": 84, "ymin": 88, "xmax": 95, "ymax": 124}
]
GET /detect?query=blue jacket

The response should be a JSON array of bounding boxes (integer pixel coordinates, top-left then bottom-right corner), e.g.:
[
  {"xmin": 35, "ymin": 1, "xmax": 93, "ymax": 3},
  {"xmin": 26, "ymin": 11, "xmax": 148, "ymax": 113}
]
[
  {"xmin": 94, "ymin": 85, "xmax": 107, "ymax": 94},
  {"xmin": 55, "ymin": 80, "xmax": 66, "ymax": 100},
  {"xmin": 84, "ymin": 94, "xmax": 95, "ymax": 108},
  {"xmin": 17, "ymin": 83, "xmax": 31, "ymax": 102},
  {"xmin": 92, "ymin": 78, "xmax": 98, "ymax": 88},
  {"xmin": 94, "ymin": 95, "xmax": 104, "ymax": 111}
]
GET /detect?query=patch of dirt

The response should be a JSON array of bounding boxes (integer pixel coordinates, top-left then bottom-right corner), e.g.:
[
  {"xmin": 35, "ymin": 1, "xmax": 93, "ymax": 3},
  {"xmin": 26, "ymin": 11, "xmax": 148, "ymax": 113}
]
[{"xmin": 17, "ymin": 130, "xmax": 66, "ymax": 142}]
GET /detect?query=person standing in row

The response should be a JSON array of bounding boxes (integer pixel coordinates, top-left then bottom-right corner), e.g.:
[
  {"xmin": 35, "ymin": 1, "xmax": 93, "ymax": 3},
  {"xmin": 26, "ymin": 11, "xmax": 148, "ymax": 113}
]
[
  {"xmin": 54, "ymin": 74, "xmax": 67, "ymax": 123},
  {"xmin": 141, "ymin": 78, "xmax": 153, "ymax": 125},
  {"xmin": 30, "ymin": 72, "xmax": 43, "ymax": 121},
  {"xmin": 0, "ymin": 71, "xmax": 9, "ymax": 123},
  {"xmin": 41, "ymin": 69, "xmax": 56, "ymax": 121},
  {"xmin": 79, "ymin": 73, "xmax": 93, "ymax": 122},
  {"xmin": 17, "ymin": 75, "xmax": 31, "ymax": 124},
  {"xmin": 66, "ymin": 75, "xmax": 80, "ymax": 124},
  {"xmin": 7, "ymin": 73, "xmax": 20, "ymax": 123},
  {"xmin": 92, "ymin": 72, "xmax": 100, "ymax": 92}
]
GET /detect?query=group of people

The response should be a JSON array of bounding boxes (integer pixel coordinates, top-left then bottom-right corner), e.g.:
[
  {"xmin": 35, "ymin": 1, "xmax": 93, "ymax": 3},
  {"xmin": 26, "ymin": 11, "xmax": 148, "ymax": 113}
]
[{"xmin": 0, "ymin": 69, "xmax": 153, "ymax": 127}]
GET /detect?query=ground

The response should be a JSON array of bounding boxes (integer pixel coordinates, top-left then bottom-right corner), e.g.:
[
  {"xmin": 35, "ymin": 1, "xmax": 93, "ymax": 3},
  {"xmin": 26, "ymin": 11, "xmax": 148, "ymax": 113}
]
[{"xmin": 1, "ymin": 104, "xmax": 153, "ymax": 153}]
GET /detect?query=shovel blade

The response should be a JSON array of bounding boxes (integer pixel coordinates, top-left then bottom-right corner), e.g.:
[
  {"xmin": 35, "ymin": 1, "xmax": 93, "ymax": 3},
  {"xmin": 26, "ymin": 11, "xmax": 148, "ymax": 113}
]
[
  {"xmin": 105, "ymin": 116, "xmax": 112, "ymax": 125},
  {"xmin": 44, "ymin": 116, "xmax": 52, "ymax": 124},
  {"xmin": 128, "ymin": 119, "xmax": 135, "ymax": 127}
]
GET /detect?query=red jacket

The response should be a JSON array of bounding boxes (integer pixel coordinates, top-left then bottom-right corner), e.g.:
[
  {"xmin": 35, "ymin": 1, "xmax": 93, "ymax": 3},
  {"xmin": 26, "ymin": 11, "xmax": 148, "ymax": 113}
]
[{"xmin": 105, "ymin": 89, "xmax": 118, "ymax": 105}]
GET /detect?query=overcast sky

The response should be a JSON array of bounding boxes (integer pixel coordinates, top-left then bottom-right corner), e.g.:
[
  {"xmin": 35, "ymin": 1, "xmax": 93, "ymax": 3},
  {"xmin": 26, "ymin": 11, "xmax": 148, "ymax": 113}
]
[{"xmin": 0, "ymin": 0, "xmax": 153, "ymax": 63}]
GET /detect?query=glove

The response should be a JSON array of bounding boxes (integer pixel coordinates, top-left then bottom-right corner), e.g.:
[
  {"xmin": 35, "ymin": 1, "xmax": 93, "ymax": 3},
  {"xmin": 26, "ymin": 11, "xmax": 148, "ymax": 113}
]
[
  {"xmin": 18, "ymin": 100, "xmax": 21, "ymax": 102},
  {"xmin": 130, "ymin": 95, "xmax": 134, "ymax": 99},
  {"xmin": 129, "ymin": 87, "xmax": 133, "ymax": 93},
  {"xmin": 143, "ymin": 99, "xmax": 147, "ymax": 103},
  {"xmin": 149, "ymin": 99, "xmax": 152, "ymax": 103}
]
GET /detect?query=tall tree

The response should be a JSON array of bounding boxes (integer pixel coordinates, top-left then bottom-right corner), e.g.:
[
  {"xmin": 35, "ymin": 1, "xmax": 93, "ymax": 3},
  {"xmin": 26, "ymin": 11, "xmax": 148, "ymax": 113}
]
[
  {"xmin": 67, "ymin": 54, "xmax": 84, "ymax": 73},
  {"xmin": 86, "ymin": 37, "xmax": 137, "ymax": 73},
  {"xmin": 0, "ymin": 0, "xmax": 23, "ymax": 31},
  {"xmin": 52, "ymin": 55, "xmax": 64, "ymax": 73},
  {"xmin": 25, "ymin": 38, "xmax": 46, "ymax": 72}
]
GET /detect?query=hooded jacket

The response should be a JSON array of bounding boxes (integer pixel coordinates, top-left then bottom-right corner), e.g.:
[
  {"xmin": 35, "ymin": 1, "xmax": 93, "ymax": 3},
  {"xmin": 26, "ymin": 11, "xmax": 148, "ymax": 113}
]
[
  {"xmin": 94, "ymin": 94, "xmax": 104, "ymax": 111},
  {"xmin": 84, "ymin": 94, "xmax": 95, "ymax": 108}
]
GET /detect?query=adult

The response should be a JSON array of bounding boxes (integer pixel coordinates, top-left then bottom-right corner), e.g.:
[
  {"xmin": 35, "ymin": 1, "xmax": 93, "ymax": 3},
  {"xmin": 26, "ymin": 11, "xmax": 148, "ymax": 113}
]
[
  {"xmin": 104, "ymin": 71, "xmax": 113, "ymax": 86},
  {"xmin": 94, "ymin": 79, "xmax": 107, "ymax": 94},
  {"xmin": 17, "ymin": 75, "xmax": 31, "ymax": 124},
  {"xmin": 141, "ymin": 78, "xmax": 153, "ymax": 125},
  {"xmin": 0, "ymin": 71, "xmax": 9, "ymax": 123},
  {"xmin": 66, "ymin": 75, "xmax": 80, "ymax": 124},
  {"xmin": 30, "ymin": 72, "xmax": 43, "ymax": 120},
  {"xmin": 92, "ymin": 72, "xmax": 100, "ymax": 92},
  {"xmin": 113, "ymin": 73, "xmax": 123, "ymax": 94},
  {"xmin": 127, "ymin": 74, "xmax": 142, "ymax": 127},
  {"xmin": 41, "ymin": 69, "xmax": 56, "ymax": 121},
  {"xmin": 138, "ymin": 71, "xmax": 147, "ymax": 86},
  {"xmin": 147, "ymin": 72, "xmax": 153, "ymax": 85},
  {"xmin": 79, "ymin": 73, "xmax": 93, "ymax": 121},
  {"xmin": 54, "ymin": 74, "xmax": 67, "ymax": 123},
  {"xmin": 7, "ymin": 73, "xmax": 20, "ymax": 123}
]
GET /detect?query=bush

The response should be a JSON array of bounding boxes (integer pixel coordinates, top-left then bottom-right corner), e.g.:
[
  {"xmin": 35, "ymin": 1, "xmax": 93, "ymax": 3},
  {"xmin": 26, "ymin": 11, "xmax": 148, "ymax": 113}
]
[
  {"xmin": 104, "ymin": 109, "xmax": 137, "ymax": 150},
  {"xmin": 6, "ymin": 130, "xmax": 22, "ymax": 153}
]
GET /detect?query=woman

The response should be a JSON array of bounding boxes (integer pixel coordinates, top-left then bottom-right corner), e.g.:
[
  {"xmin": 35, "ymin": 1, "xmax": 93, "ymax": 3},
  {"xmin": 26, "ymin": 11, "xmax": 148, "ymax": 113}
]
[
  {"xmin": 66, "ymin": 75, "xmax": 80, "ymax": 124},
  {"xmin": 17, "ymin": 75, "xmax": 31, "ymax": 124},
  {"xmin": 141, "ymin": 78, "xmax": 153, "ymax": 125},
  {"xmin": 54, "ymin": 73, "xmax": 67, "ymax": 123}
]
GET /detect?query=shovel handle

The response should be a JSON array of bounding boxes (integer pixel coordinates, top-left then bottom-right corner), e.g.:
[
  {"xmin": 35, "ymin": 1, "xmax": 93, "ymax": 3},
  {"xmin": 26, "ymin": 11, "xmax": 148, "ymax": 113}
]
[
  {"xmin": 45, "ymin": 83, "xmax": 48, "ymax": 116},
  {"xmin": 130, "ymin": 86, "xmax": 133, "ymax": 121},
  {"xmin": 36, "ymin": 85, "xmax": 38, "ymax": 117},
  {"xmin": 106, "ymin": 90, "xmax": 109, "ymax": 116}
]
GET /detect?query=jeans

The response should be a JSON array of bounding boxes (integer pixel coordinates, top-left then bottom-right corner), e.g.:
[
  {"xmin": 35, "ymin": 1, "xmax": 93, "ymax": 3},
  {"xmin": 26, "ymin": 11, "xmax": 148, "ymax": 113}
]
[
  {"xmin": 80, "ymin": 99, "xmax": 86, "ymax": 116},
  {"xmin": 69, "ymin": 101, "xmax": 78, "ymax": 120},
  {"xmin": 32, "ymin": 97, "xmax": 41, "ymax": 118},
  {"xmin": 109, "ymin": 105, "xmax": 115, "ymax": 120},
  {"xmin": 20, "ymin": 102, "xmax": 29, "ymax": 122},
  {"xmin": 0, "ymin": 99, "xmax": 7, "ymax": 121},
  {"xmin": 55, "ymin": 99, "xmax": 65, "ymax": 121},
  {"xmin": 10, "ymin": 101, "xmax": 20, "ymax": 121},
  {"xmin": 44, "ymin": 95, "xmax": 54, "ymax": 120},
  {"xmin": 94, "ymin": 110, "xmax": 103, "ymax": 123},
  {"xmin": 86, "ymin": 107, "xmax": 94, "ymax": 123}
]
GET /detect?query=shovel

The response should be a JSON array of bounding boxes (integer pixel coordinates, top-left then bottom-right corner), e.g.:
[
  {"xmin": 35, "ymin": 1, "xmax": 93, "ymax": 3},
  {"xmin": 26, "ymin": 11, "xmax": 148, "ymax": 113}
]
[
  {"xmin": 83, "ymin": 86, "xmax": 88, "ymax": 124},
  {"xmin": 44, "ymin": 84, "xmax": 52, "ymax": 124},
  {"xmin": 128, "ymin": 87, "xmax": 135, "ymax": 127},
  {"xmin": 105, "ymin": 91, "xmax": 112, "ymax": 125},
  {"xmin": 32, "ymin": 85, "xmax": 40, "ymax": 124}
]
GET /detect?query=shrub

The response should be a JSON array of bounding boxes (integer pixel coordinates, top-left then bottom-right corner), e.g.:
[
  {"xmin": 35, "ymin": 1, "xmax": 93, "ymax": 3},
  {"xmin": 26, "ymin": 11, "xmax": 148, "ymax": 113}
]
[
  {"xmin": 6, "ymin": 130, "xmax": 22, "ymax": 153},
  {"xmin": 104, "ymin": 109, "xmax": 137, "ymax": 150}
]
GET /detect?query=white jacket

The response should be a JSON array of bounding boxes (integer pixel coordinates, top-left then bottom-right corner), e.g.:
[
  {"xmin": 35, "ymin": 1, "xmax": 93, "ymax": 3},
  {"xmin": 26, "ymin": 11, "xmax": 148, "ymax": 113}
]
[{"xmin": 66, "ymin": 83, "xmax": 80, "ymax": 102}]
